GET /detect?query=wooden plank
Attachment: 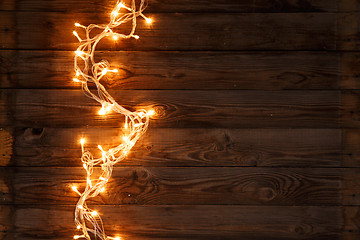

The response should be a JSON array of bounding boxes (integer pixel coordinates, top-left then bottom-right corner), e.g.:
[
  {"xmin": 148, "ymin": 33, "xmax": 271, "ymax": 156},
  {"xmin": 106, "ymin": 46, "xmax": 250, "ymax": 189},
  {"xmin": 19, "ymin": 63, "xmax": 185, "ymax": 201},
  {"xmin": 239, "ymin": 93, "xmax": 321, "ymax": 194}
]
[
  {"xmin": 339, "ymin": 53, "xmax": 360, "ymax": 90},
  {"xmin": 9, "ymin": 128, "xmax": 342, "ymax": 167},
  {"xmin": 343, "ymin": 130, "xmax": 360, "ymax": 167},
  {"xmin": 343, "ymin": 206, "xmax": 360, "ymax": 240},
  {"xmin": 0, "ymin": 167, "xmax": 341, "ymax": 205},
  {"xmin": 0, "ymin": 50, "xmax": 342, "ymax": 90},
  {"xmin": 0, "ymin": 128, "xmax": 13, "ymax": 166},
  {"xmin": 0, "ymin": 12, "xmax": 338, "ymax": 51},
  {"xmin": 342, "ymin": 168, "xmax": 360, "ymax": 206},
  {"xmin": 337, "ymin": 13, "xmax": 360, "ymax": 51},
  {"xmin": 0, "ymin": 0, "xmax": 339, "ymax": 13},
  {"xmin": 341, "ymin": 91, "xmax": 360, "ymax": 128},
  {"xmin": 0, "ymin": 205, "xmax": 342, "ymax": 240},
  {"xmin": 0, "ymin": 89, "xmax": 340, "ymax": 128}
]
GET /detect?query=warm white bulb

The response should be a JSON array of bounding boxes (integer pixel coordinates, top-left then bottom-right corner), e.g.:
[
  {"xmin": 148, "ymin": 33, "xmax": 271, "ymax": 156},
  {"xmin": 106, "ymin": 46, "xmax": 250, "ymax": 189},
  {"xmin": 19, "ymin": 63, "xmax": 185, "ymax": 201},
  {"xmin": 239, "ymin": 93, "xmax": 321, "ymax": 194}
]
[
  {"xmin": 98, "ymin": 107, "xmax": 106, "ymax": 115},
  {"xmin": 91, "ymin": 211, "xmax": 98, "ymax": 216},
  {"xmin": 80, "ymin": 138, "xmax": 85, "ymax": 145},
  {"xmin": 147, "ymin": 109, "xmax": 155, "ymax": 116},
  {"xmin": 77, "ymin": 225, "xmax": 81, "ymax": 230},
  {"xmin": 73, "ymin": 78, "xmax": 80, "ymax": 82},
  {"xmin": 146, "ymin": 18, "xmax": 152, "ymax": 24},
  {"xmin": 72, "ymin": 186, "xmax": 78, "ymax": 192},
  {"xmin": 113, "ymin": 35, "xmax": 118, "ymax": 40},
  {"xmin": 133, "ymin": 35, "xmax": 139, "ymax": 39},
  {"xmin": 75, "ymin": 23, "xmax": 81, "ymax": 27}
]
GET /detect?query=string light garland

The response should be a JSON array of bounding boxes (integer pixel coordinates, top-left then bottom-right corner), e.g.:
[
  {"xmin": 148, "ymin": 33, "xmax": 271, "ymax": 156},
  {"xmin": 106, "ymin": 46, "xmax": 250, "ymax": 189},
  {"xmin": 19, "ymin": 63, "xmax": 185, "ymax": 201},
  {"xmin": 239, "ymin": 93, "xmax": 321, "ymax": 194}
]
[{"xmin": 71, "ymin": 1, "xmax": 154, "ymax": 239}]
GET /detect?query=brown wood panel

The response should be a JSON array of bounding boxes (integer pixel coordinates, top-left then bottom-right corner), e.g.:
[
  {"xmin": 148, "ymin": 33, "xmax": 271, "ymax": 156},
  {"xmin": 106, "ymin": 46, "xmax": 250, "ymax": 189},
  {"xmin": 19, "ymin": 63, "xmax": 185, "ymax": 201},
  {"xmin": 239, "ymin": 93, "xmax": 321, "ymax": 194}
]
[
  {"xmin": 0, "ymin": 50, "xmax": 343, "ymax": 90},
  {"xmin": 0, "ymin": 89, "xmax": 340, "ymax": 128},
  {"xmin": 0, "ymin": 12, "xmax": 340, "ymax": 51},
  {"xmin": 342, "ymin": 91, "xmax": 360, "ymax": 128},
  {"xmin": 0, "ymin": 205, "xmax": 342, "ymax": 240},
  {"xmin": 343, "ymin": 130, "xmax": 360, "ymax": 167},
  {"xmin": 343, "ymin": 206, "xmax": 360, "ymax": 240},
  {"xmin": 0, "ymin": 167, "xmax": 342, "ymax": 205},
  {"xmin": 7, "ymin": 128, "xmax": 342, "ymax": 167},
  {"xmin": 0, "ymin": 0, "xmax": 340, "ymax": 13},
  {"xmin": 343, "ymin": 169, "xmax": 360, "ymax": 206}
]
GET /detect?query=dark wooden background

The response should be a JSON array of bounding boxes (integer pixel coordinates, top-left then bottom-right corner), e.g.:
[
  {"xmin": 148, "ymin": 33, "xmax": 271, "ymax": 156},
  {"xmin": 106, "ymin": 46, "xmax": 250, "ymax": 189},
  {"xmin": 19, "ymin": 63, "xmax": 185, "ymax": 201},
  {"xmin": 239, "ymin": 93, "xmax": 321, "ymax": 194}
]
[{"xmin": 1, "ymin": 0, "xmax": 360, "ymax": 239}]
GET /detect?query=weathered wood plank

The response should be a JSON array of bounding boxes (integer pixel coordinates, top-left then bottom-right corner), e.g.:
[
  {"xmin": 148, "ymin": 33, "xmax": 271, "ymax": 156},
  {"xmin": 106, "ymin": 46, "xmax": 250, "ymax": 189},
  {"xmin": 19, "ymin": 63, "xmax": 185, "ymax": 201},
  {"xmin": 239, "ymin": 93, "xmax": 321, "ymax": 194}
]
[
  {"xmin": 0, "ymin": 0, "xmax": 340, "ymax": 13},
  {"xmin": 8, "ymin": 128, "xmax": 342, "ymax": 167},
  {"xmin": 0, "ymin": 12, "xmax": 339, "ymax": 50},
  {"xmin": 339, "ymin": 53, "xmax": 360, "ymax": 90},
  {"xmin": 343, "ymin": 206, "xmax": 360, "ymax": 240},
  {"xmin": 0, "ymin": 50, "xmax": 342, "ymax": 90},
  {"xmin": 0, "ymin": 89, "xmax": 340, "ymax": 128},
  {"xmin": 343, "ymin": 130, "xmax": 360, "ymax": 167},
  {"xmin": 0, "ymin": 205, "xmax": 342, "ymax": 240},
  {"xmin": 341, "ymin": 91, "xmax": 360, "ymax": 128},
  {"xmin": 0, "ymin": 167, "xmax": 341, "ymax": 205},
  {"xmin": 0, "ymin": 128, "xmax": 12, "ymax": 166},
  {"xmin": 342, "ymin": 168, "xmax": 360, "ymax": 206},
  {"xmin": 336, "ymin": 13, "xmax": 360, "ymax": 51}
]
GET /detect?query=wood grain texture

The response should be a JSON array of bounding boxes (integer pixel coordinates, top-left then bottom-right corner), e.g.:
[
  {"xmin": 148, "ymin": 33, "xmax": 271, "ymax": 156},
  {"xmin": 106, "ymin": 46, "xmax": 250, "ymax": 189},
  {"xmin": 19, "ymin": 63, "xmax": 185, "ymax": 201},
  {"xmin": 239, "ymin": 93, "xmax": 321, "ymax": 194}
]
[
  {"xmin": 0, "ymin": 128, "xmax": 13, "ymax": 166},
  {"xmin": 0, "ymin": 167, "xmax": 342, "ymax": 205},
  {"xmin": 0, "ymin": 50, "xmax": 344, "ymax": 90},
  {"xmin": 9, "ymin": 128, "xmax": 342, "ymax": 167},
  {"xmin": 343, "ymin": 206, "xmax": 360, "ymax": 240},
  {"xmin": 0, "ymin": 205, "xmax": 342, "ymax": 240},
  {"xmin": 0, "ymin": 89, "xmax": 340, "ymax": 128},
  {"xmin": 0, "ymin": 0, "xmax": 340, "ymax": 13},
  {"xmin": 0, "ymin": 12, "xmax": 340, "ymax": 51}
]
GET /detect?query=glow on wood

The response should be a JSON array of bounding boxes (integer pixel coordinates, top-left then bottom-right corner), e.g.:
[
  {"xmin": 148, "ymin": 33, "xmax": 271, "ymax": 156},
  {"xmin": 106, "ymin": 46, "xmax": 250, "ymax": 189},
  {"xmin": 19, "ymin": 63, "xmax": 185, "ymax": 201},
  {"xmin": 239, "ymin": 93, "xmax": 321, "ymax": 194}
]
[{"xmin": 71, "ymin": 1, "xmax": 154, "ymax": 239}]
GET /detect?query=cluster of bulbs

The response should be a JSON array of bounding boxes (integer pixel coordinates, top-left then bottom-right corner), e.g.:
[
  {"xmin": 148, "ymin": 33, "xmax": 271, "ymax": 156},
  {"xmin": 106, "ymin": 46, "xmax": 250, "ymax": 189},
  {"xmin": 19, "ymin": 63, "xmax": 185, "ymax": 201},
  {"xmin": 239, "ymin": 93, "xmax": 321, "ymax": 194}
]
[{"xmin": 71, "ymin": 1, "xmax": 154, "ymax": 239}]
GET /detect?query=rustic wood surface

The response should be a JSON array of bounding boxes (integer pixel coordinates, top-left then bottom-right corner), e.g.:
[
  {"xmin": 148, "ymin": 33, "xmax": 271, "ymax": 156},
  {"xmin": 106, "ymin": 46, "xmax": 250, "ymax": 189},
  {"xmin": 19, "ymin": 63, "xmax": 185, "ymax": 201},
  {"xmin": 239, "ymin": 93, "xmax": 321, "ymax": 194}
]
[{"xmin": 1, "ymin": 0, "xmax": 360, "ymax": 239}]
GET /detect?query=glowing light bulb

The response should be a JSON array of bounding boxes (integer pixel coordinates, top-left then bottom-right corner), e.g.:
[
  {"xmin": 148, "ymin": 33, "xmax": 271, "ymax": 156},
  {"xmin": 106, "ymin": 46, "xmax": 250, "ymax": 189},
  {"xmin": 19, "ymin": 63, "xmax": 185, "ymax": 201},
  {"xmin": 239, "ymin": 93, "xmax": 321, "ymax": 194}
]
[
  {"xmin": 146, "ymin": 18, "xmax": 152, "ymax": 24},
  {"xmin": 98, "ymin": 107, "xmax": 106, "ymax": 115},
  {"xmin": 102, "ymin": 68, "xmax": 108, "ymax": 75},
  {"xmin": 73, "ymin": 31, "xmax": 82, "ymax": 41},
  {"xmin": 75, "ymin": 23, "xmax": 81, "ymax": 27},
  {"xmin": 80, "ymin": 138, "xmax": 85, "ymax": 145},
  {"xmin": 77, "ymin": 225, "xmax": 81, "ymax": 230},
  {"xmin": 91, "ymin": 211, "xmax": 98, "ymax": 216},
  {"xmin": 147, "ymin": 109, "xmax": 155, "ymax": 116},
  {"xmin": 75, "ymin": 50, "xmax": 85, "ymax": 56},
  {"xmin": 78, "ymin": 205, "xmax": 84, "ymax": 210},
  {"xmin": 73, "ymin": 78, "xmax": 80, "ymax": 82},
  {"xmin": 114, "ymin": 237, "xmax": 121, "ymax": 240},
  {"xmin": 74, "ymin": 235, "xmax": 81, "ymax": 239},
  {"xmin": 113, "ymin": 35, "xmax": 118, "ymax": 40},
  {"xmin": 72, "ymin": 186, "xmax": 78, "ymax": 192},
  {"xmin": 133, "ymin": 35, "xmax": 139, "ymax": 39}
]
